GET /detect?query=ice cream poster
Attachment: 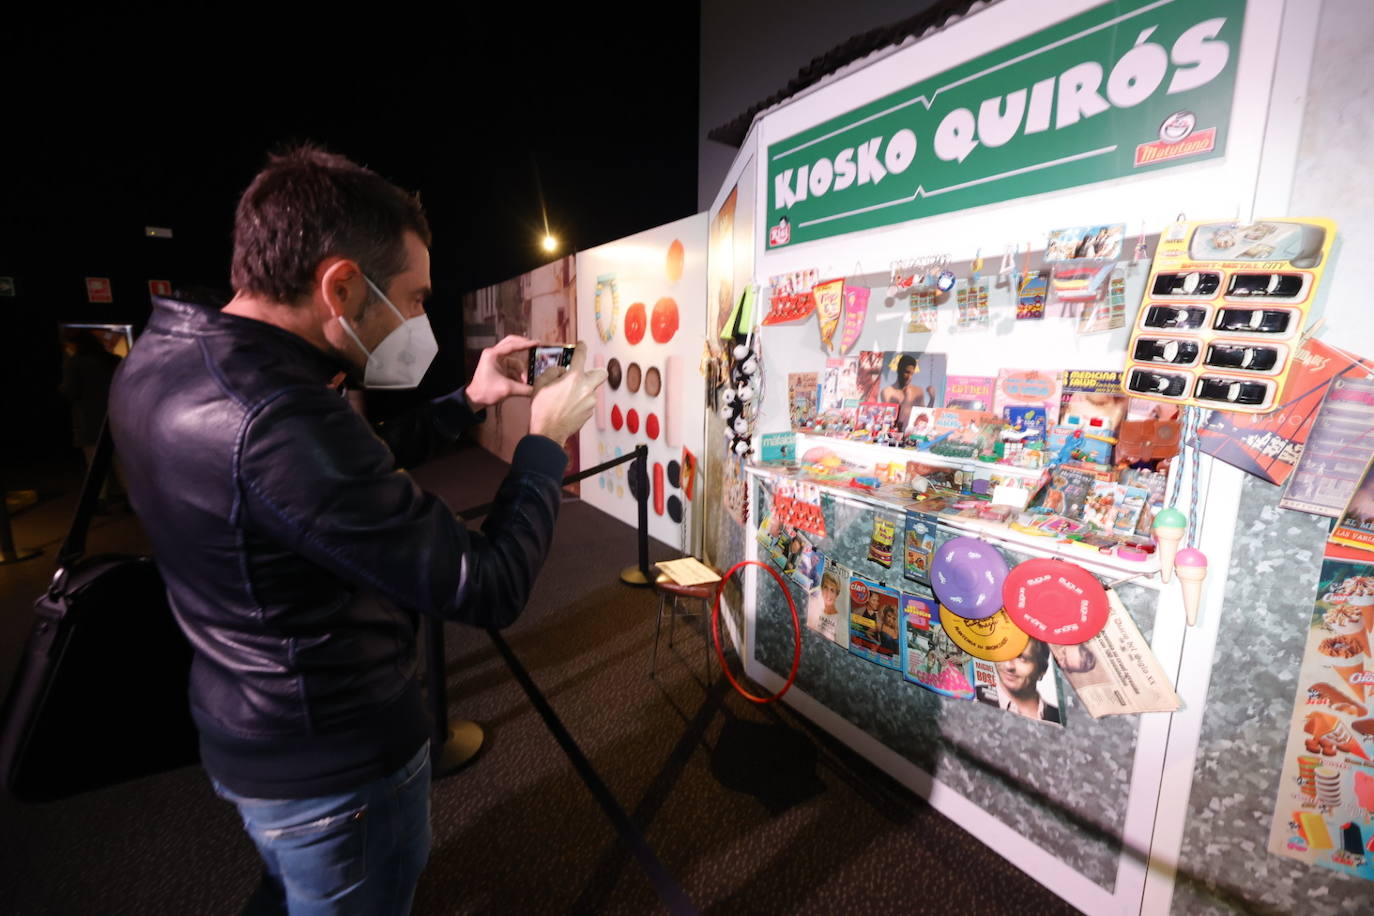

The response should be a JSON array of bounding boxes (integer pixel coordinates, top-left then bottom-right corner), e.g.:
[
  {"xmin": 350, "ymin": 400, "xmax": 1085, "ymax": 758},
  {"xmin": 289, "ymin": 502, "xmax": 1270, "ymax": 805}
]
[{"xmin": 1267, "ymin": 552, "xmax": 1374, "ymax": 880}]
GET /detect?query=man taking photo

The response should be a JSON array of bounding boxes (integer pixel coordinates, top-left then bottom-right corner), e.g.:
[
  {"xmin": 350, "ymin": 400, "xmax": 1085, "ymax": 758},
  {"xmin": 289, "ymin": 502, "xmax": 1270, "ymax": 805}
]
[{"xmin": 109, "ymin": 146, "xmax": 606, "ymax": 914}]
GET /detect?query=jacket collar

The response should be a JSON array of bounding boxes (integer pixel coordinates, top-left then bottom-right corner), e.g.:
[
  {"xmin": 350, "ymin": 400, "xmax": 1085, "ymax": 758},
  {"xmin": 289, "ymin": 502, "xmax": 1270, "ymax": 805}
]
[{"xmin": 148, "ymin": 293, "xmax": 348, "ymax": 380}]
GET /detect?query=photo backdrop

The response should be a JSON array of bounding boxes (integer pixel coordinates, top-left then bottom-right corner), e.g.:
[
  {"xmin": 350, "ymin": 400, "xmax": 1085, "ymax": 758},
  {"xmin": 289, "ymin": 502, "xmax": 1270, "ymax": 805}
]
[{"xmin": 461, "ymin": 256, "xmax": 579, "ymax": 488}]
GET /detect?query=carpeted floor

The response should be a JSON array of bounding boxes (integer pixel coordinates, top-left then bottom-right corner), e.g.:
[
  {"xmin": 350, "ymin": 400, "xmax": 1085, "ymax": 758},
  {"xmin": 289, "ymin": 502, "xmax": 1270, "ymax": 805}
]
[{"xmin": 0, "ymin": 443, "xmax": 1078, "ymax": 914}]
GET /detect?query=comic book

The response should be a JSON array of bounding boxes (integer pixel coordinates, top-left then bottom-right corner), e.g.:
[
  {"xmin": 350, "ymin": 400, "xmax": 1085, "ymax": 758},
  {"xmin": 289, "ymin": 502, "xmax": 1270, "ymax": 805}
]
[
  {"xmin": 923, "ymin": 408, "xmax": 1003, "ymax": 459},
  {"xmin": 993, "ymin": 369, "xmax": 1063, "ymax": 423},
  {"xmin": 903, "ymin": 510, "xmax": 938, "ymax": 583},
  {"xmin": 1036, "ymin": 467, "xmax": 1098, "ymax": 519},
  {"xmin": 945, "ymin": 374, "xmax": 996, "ymax": 411},
  {"xmin": 788, "ymin": 372, "xmax": 819, "ymax": 431},
  {"xmin": 900, "ymin": 592, "xmax": 976, "ymax": 699},
  {"xmin": 856, "ymin": 351, "xmax": 885, "ymax": 403}
]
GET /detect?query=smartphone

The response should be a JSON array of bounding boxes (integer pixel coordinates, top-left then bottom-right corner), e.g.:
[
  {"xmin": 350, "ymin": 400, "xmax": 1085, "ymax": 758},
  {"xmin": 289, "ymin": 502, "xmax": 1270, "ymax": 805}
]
[{"xmin": 529, "ymin": 344, "xmax": 575, "ymax": 383}]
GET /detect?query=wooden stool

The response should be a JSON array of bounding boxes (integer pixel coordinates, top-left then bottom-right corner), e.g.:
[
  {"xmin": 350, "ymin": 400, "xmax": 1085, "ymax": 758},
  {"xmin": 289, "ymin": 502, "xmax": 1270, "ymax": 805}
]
[{"xmin": 651, "ymin": 572, "xmax": 714, "ymax": 684}]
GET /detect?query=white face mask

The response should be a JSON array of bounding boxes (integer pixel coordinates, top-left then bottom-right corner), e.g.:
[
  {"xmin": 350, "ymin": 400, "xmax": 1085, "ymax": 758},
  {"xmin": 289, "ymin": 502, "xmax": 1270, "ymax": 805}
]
[{"xmin": 335, "ymin": 275, "xmax": 438, "ymax": 389}]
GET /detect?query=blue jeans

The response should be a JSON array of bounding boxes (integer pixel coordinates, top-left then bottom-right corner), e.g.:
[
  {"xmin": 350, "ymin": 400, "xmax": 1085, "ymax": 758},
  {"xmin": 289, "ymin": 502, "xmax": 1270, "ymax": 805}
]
[{"xmin": 212, "ymin": 742, "xmax": 432, "ymax": 915}]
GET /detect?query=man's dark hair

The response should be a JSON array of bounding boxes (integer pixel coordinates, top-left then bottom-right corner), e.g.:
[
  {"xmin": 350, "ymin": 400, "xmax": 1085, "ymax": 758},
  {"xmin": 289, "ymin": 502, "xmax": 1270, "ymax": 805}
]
[
  {"xmin": 1024, "ymin": 638, "xmax": 1050, "ymax": 679},
  {"xmin": 231, "ymin": 146, "xmax": 432, "ymax": 305},
  {"xmin": 897, "ymin": 354, "xmax": 917, "ymax": 373}
]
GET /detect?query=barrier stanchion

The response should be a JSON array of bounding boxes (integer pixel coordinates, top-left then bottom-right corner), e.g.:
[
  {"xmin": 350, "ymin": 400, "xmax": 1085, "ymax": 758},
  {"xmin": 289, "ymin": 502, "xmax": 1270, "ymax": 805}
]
[
  {"xmin": 429, "ymin": 445, "xmax": 653, "ymax": 773},
  {"xmin": 620, "ymin": 445, "xmax": 652, "ymax": 587}
]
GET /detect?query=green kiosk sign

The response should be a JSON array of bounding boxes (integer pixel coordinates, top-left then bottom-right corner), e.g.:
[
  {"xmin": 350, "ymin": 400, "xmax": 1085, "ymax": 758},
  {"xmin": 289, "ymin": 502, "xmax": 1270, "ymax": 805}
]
[{"xmin": 765, "ymin": 0, "xmax": 1246, "ymax": 249}]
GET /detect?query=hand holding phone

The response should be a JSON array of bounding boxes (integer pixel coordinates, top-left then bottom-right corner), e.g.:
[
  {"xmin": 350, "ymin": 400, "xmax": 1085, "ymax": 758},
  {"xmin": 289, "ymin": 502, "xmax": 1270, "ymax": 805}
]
[{"xmin": 528, "ymin": 344, "xmax": 576, "ymax": 388}]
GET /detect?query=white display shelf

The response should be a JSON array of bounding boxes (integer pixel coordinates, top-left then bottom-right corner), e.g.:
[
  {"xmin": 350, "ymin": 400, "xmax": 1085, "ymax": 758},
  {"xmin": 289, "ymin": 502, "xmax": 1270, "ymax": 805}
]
[{"xmin": 746, "ymin": 443, "xmax": 1162, "ymax": 587}]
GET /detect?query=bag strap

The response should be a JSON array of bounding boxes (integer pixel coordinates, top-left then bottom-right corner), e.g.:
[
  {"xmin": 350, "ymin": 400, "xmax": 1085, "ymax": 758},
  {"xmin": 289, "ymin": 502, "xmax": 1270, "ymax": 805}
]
[{"xmin": 52, "ymin": 418, "xmax": 115, "ymax": 579}]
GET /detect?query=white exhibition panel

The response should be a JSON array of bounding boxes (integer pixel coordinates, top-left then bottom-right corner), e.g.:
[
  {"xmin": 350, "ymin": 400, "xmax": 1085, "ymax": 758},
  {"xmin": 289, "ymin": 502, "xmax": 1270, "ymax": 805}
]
[
  {"xmin": 577, "ymin": 213, "xmax": 708, "ymax": 549},
  {"xmin": 705, "ymin": 125, "xmax": 761, "ymax": 655},
  {"xmin": 713, "ymin": 1, "xmax": 1300, "ymax": 913}
]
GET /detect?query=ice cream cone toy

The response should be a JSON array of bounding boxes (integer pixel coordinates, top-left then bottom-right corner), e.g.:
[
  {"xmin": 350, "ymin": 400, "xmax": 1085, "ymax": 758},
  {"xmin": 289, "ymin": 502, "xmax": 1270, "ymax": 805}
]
[
  {"xmin": 1153, "ymin": 507, "xmax": 1188, "ymax": 584},
  {"xmin": 1175, "ymin": 547, "xmax": 1208, "ymax": 626}
]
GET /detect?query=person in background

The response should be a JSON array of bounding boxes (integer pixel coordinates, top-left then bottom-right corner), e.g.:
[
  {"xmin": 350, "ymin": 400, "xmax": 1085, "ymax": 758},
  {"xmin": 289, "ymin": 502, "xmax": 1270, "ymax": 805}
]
[{"xmin": 109, "ymin": 146, "xmax": 605, "ymax": 915}]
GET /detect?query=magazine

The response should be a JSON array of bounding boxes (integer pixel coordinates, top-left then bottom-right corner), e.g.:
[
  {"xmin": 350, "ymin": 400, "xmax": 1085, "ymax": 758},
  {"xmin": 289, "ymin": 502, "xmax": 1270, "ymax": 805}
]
[
  {"xmin": 788, "ymin": 372, "xmax": 820, "ymax": 431},
  {"xmin": 848, "ymin": 577, "xmax": 902, "ymax": 669},
  {"xmin": 1198, "ymin": 338, "xmax": 1374, "ymax": 486},
  {"xmin": 1330, "ymin": 453, "xmax": 1374, "ymax": 554},
  {"xmin": 900, "ymin": 593, "xmax": 976, "ymax": 699},
  {"xmin": 879, "ymin": 354, "xmax": 945, "ymax": 428},
  {"xmin": 903, "ymin": 510, "xmax": 938, "ymax": 583},
  {"xmin": 945, "ymin": 374, "xmax": 995, "ymax": 411},
  {"xmin": 993, "ymin": 369, "xmax": 1063, "ymax": 424},
  {"xmin": 1280, "ymin": 377, "xmax": 1374, "ymax": 518},
  {"xmin": 805, "ymin": 560, "xmax": 850, "ymax": 647},
  {"xmin": 971, "ymin": 639, "xmax": 1067, "ymax": 727}
]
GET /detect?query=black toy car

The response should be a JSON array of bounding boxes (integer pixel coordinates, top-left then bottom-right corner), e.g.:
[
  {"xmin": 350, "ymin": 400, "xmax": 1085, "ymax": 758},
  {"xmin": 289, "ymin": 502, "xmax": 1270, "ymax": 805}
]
[
  {"xmin": 1213, "ymin": 308, "xmax": 1292, "ymax": 334},
  {"xmin": 1143, "ymin": 305, "xmax": 1209, "ymax": 330},
  {"xmin": 1152, "ymin": 271, "xmax": 1221, "ymax": 297},
  {"xmin": 1194, "ymin": 377, "xmax": 1269, "ymax": 405},
  {"xmin": 1134, "ymin": 338, "xmax": 1201, "ymax": 365},
  {"xmin": 1127, "ymin": 368, "xmax": 1188, "ymax": 397},
  {"xmin": 1226, "ymin": 272, "xmax": 1304, "ymax": 299},
  {"xmin": 1205, "ymin": 343, "xmax": 1280, "ymax": 372}
]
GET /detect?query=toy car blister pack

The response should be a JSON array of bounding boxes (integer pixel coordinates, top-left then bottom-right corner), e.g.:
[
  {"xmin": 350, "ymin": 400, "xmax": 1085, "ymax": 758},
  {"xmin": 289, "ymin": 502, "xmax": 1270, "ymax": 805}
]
[{"xmin": 1122, "ymin": 218, "xmax": 1337, "ymax": 414}]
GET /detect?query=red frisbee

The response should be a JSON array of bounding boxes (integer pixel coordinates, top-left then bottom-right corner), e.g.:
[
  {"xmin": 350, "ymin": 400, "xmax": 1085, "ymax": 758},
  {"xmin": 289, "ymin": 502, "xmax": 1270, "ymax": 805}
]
[{"xmin": 1001, "ymin": 558, "xmax": 1109, "ymax": 645}]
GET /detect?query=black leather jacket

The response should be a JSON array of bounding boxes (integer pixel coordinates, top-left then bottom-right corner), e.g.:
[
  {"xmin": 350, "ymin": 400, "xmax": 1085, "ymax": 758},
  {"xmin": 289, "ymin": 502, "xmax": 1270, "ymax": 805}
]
[{"xmin": 109, "ymin": 295, "xmax": 567, "ymax": 798}]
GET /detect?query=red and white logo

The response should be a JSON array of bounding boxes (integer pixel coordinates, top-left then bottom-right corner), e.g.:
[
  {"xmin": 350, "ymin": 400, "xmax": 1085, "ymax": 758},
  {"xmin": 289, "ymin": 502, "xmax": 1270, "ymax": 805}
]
[
  {"xmin": 768, "ymin": 218, "xmax": 792, "ymax": 247},
  {"xmin": 85, "ymin": 277, "xmax": 112, "ymax": 303},
  {"xmin": 1136, "ymin": 112, "xmax": 1217, "ymax": 168},
  {"xmin": 849, "ymin": 580, "xmax": 870, "ymax": 606}
]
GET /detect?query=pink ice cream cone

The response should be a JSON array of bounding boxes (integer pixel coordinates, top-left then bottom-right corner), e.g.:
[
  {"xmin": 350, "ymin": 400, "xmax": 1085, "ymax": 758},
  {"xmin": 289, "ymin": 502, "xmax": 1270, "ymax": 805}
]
[{"xmin": 1175, "ymin": 547, "xmax": 1208, "ymax": 626}]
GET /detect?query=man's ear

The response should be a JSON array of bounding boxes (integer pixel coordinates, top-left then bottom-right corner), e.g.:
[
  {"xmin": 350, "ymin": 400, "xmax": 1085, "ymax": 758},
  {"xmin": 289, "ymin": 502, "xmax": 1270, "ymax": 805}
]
[{"xmin": 316, "ymin": 257, "xmax": 364, "ymax": 320}]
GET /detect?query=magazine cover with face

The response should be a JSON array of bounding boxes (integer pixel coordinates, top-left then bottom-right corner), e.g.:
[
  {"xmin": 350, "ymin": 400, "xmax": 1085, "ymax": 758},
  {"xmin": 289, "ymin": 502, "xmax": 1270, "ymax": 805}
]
[
  {"xmin": 848, "ymin": 577, "xmax": 902, "ymax": 670},
  {"xmin": 972, "ymin": 638, "xmax": 1067, "ymax": 727},
  {"xmin": 875, "ymin": 350, "xmax": 948, "ymax": 428},
  {"xmin": 805, "ymin": 560, "xmax": 850, "ymax": 647}
]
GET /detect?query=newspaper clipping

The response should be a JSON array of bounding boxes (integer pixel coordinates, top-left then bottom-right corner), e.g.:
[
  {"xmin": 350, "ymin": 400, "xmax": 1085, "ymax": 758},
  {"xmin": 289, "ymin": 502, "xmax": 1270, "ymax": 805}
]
[{"xmin": 1049, "ymin": 590, "xmax": 1181, "ymax": 717}]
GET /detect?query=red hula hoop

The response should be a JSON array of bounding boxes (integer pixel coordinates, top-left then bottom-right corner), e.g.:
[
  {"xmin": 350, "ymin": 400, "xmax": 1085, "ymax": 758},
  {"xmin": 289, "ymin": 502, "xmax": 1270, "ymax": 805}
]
[{"xmin": 711, "ymin": 559, "xmax": 802, "ymax": 704}]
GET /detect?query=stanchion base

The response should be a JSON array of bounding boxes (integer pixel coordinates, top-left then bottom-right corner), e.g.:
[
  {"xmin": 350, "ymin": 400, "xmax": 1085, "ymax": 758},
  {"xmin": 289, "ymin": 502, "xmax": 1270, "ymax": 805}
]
[
  {"xmin": 620, "ymin": 565, "xmax": 653, "ymax": 588},
  {"xmin": 0, "ymin": 548, "xmax": 41, "ymax": 566},
  {"xmin": 432, "ymin": 720, "xmax": 485, "ymax": 778}
]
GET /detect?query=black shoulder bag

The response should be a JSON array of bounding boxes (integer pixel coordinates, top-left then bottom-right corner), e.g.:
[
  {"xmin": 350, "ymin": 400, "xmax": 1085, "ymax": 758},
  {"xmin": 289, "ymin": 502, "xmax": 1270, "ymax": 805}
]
[{"xmin": 0, "ymin": 421, "xmax": 198, "ymax": 802}]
